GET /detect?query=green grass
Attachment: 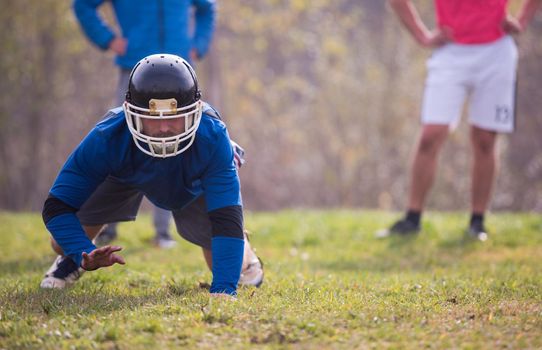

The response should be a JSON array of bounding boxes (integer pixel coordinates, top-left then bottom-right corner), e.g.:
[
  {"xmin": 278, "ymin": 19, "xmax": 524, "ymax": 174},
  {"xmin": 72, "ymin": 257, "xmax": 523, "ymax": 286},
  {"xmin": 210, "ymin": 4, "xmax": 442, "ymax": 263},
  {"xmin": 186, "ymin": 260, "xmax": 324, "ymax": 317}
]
[{"xmin": 0, "ymin": 210, "xmax": 541, "ymax": 349}]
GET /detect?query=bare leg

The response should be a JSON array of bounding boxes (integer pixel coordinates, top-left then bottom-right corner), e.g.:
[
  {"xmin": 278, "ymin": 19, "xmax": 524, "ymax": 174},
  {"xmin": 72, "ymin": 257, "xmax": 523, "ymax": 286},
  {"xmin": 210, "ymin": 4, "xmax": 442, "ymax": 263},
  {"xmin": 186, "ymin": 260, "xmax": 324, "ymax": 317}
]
[
  {"xmin": 202, "ymin": 248, "xmax": 212, "ymax": 270},
  {"xmin": 50, "ymin": 225, "xmax": 106, "ymax": 255},
  {"xmin": 407, "ymin": 124, "xmax": 450, "ymax": 211},
  {"xmin": 470, "ymin": 126, "xmax": 497, "ymax": 214}
]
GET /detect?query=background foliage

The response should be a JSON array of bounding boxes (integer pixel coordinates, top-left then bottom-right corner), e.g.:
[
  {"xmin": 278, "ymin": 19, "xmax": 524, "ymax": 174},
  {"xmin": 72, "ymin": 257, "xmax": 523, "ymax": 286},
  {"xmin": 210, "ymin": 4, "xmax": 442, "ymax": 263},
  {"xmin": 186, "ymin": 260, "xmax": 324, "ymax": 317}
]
[{"xmin": 1, "ymin": 0, "xmax": 541, "ymax": 211}]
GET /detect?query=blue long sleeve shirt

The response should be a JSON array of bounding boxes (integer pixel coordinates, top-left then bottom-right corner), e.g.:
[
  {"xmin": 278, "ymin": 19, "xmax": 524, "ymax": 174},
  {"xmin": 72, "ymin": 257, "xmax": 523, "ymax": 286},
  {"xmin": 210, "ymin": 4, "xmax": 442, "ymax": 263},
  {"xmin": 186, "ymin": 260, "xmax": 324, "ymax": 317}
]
[
  {"xmin": 46, "ymin": 106, "xmax": 243, "ymax": 293},
  {"xmin": 72, "ymin": 0, "xmax": 216, "ymax": 68}
]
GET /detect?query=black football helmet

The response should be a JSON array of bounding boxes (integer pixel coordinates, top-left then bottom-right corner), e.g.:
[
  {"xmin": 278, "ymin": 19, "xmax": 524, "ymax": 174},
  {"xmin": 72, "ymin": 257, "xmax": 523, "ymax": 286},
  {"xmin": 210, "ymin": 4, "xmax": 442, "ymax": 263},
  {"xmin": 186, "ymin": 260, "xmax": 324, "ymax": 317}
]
[{"xmin": 123, "ymin": 54, "xmax": 203, "ymax": 157}]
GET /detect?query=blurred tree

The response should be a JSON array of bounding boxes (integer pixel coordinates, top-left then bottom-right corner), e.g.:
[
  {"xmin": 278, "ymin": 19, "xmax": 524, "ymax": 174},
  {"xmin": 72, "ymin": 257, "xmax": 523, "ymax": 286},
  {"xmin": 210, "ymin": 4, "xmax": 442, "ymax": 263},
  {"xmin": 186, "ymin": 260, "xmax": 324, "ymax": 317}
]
[{"xmin": 0, "ymin": 0, "xmax": 540, "ymax": 212}]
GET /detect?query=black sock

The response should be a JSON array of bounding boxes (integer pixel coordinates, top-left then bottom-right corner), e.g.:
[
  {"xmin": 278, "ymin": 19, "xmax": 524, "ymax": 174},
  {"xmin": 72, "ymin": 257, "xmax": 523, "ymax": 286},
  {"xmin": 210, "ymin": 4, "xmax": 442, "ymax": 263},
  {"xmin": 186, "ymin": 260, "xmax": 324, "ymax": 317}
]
[
  {"xmin": 405, "ymin": 210, "xmax": 421, "ymax": 226},
  {"xmin": 470, "ymin": 213, "xmax": 484, "ymax": 226}
]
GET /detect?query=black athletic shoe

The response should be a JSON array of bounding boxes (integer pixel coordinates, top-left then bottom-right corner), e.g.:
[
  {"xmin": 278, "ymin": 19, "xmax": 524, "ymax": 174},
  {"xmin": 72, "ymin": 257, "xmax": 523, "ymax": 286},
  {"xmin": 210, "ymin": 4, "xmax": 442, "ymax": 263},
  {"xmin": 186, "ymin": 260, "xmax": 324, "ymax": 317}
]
[
  {"xmin": 376, "ymin": 219, "xmax": 420, "ymax": 238},
  {"xmin": 466, "ymin": 221, "xmax": 488, "ymax": 242}
]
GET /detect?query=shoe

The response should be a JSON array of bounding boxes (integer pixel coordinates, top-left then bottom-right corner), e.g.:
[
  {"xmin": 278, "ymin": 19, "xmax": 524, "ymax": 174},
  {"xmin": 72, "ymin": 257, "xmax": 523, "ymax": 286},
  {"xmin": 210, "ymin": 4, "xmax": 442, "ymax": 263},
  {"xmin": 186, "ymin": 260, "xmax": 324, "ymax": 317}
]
[
  {"xmin": 376, "ymin": 219, "xmax": 420, "ymax": 238},
  {"xmin": 239, "ymin": 231, "xmax": 264, "ymax": 287},
  {"xmin": 154, "ymin": 236, "xmax": 178, "ymax": 249},
  {"xmin": 40, "ymin": 255, "xmax": 85, "ymax": 289},
  {"xmin": 466, "ymin": 221, "xmax": 488, "ymax": 242},
  {"xmin": 95, "ymin": 226, "xmax": 117, "ymax": 246},
  {"xmin": 240, "ymin": 256, "xmax": 264, "ymax": 288}
]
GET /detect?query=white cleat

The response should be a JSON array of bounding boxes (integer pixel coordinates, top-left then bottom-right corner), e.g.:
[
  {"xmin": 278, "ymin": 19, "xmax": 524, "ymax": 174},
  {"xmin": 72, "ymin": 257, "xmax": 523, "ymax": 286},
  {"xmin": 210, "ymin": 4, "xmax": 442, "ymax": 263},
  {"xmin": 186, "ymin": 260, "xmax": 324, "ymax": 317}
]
[
  {"xmin": 40, "ymin": 255, "xmax": 85, "ymax": 289},
  {"xmin": 154, "ymin": 237, "xmax": 178, "ymax": 249},
  {"xmin": 239, "ymin": 231, "xmax": 264, "ymax": 287},
  {"xmin": 40, "ymin": 276, "xmax": 69, "ymax": 289}
]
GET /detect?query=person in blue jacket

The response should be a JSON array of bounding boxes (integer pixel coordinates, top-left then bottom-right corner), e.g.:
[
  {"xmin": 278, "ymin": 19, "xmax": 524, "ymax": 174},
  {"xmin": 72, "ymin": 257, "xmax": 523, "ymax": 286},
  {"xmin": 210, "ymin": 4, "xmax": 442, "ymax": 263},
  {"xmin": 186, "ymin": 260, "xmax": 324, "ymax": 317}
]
[
  {"xmin": 40, "ymin": 54, "xmax": 263, "ymax": 296},
  {"xmin": 72, "ymin": 0, "xmax": 216, "ymax": 248}
]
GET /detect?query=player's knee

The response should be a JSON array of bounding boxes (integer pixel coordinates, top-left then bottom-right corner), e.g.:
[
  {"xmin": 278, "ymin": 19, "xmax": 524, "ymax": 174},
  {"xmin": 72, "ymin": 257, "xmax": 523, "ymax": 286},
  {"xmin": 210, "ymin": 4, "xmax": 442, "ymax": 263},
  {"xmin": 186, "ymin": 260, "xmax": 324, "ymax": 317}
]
[
  {"xmin": 472, "ymin": 134, "xmax": 496, "ymax": 156},
  {"xmin": 418, "ymin": 126, "xmax": 448, "ymax": 155},
  {"xmin": 418, "ymin": 134, "xmax": 442, "ymax": 155},
  {"xmin": 473, "ymin": 139, "xmax": 495, "ymax": 156}
]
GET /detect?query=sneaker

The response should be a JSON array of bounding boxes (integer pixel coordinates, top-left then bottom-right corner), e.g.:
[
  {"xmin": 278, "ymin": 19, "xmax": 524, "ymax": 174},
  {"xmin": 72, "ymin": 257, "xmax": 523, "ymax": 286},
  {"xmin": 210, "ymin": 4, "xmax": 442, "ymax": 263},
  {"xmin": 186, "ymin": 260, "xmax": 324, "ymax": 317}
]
[
  {"xmin": 154, "ymin": 236, "xmax": 178, "ymax": 249},
  {"xmin": 239, "ymin": 231, "xmax": 264, "ymax": 287},
  {"xmin": 466, "ymin": 221, "xmax": 488, "ymax": 242},
  {"xmin": 376, "ymin": 219, "xmax": 420, "ymax": 238},
  {"xmin": 95, "ymin": 226, "xmax": 117, "ymax": 246},
  {"xmin": 40, "ymin": 255, "xmax": 85, "ymax": 289}
]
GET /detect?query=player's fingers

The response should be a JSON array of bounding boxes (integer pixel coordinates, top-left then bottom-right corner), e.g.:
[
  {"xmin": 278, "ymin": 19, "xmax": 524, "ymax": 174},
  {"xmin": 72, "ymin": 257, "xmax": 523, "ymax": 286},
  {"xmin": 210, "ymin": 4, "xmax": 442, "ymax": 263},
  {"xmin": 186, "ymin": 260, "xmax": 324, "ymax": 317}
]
[
  {"xmin": 101, "ymin": 245, "xmax": 121, "ymax": 254},
  {"xmin": 112, "ymin": 254, "xmax": 126, "ymax": 265},
  {"xmin": 99, "ymin": 246, "xmax": 112, "ymax": 255},
  {"xmin": 109, "ymin": 245, "xmax": 123, "ymax": 253},
  {"xmin": 99, "ymin": 245, "xmax": 117, "ymax": 256},
  {"xmin": 92, "ymin": 245, "xmax": 108, "ymax": 254}
]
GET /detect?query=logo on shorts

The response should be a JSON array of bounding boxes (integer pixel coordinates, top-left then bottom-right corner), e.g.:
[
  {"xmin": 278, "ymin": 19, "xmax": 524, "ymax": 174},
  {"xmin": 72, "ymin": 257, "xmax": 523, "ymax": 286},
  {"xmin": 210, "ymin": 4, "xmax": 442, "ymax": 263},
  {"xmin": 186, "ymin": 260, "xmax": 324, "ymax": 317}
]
[{"xmin": 495, "ymin": 106, "xmax": 511, "ymax": 123}]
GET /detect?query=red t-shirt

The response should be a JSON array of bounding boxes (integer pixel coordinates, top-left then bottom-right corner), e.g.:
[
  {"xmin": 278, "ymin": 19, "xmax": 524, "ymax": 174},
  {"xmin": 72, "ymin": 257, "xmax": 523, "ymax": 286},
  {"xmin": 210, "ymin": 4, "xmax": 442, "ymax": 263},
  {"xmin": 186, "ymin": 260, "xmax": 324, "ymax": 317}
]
[{"xmin": 435, "ymin": 0, "xmax": 508, "ymax": 44}]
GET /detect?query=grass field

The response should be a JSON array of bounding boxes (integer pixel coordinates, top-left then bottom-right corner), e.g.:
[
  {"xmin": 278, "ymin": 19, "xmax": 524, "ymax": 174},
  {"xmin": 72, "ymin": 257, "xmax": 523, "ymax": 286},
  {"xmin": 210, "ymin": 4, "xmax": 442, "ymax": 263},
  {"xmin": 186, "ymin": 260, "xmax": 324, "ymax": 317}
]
[{"xmin": 0, "ymin": 211, "xmax": 541, "ymax": 349}]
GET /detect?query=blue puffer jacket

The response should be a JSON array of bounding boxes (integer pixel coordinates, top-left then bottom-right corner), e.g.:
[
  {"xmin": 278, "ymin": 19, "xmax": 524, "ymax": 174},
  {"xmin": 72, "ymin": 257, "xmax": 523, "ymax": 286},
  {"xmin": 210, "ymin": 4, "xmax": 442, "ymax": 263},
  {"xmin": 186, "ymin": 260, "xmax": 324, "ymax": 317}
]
[{"xmin": 73, "ymin": 0, "xmax": 216, "ymax": 69}]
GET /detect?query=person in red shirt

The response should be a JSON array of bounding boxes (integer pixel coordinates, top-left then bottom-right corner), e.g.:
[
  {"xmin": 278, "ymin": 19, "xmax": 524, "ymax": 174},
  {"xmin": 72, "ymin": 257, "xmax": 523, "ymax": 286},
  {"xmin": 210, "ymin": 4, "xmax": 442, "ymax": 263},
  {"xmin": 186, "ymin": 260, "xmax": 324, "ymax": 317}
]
[{"xmin": 381, "ymin": 0, "xmax": 541, "ymax": 240}]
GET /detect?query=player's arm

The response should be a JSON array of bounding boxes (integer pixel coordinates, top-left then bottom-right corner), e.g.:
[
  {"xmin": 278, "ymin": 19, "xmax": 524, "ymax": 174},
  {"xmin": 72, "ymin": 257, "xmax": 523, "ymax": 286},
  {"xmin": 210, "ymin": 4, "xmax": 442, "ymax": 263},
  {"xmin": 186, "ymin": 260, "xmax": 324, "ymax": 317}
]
[
  {"xmin": 503, "ymin": 0, "xmax": 541, "ymax": 34},
  {"xmin": 201, "ymin": 128, "xmax": 244, "ymax": 296},
  {"xmin": 207, "ymin": 205, "xmax": 244, "ymax": 296},
  {"xmin": 42, "ymin": 128, "xmax": 118, "ymax": 269},
  {"xmin": 388, "ymin": 0, "xmax": 450, "ymax": 47},
  {"xmin": 42, "ymin": 195, "xmax": 96, "ymax": 268},
  {"xmin": 191, "ymin": 0, "xmax": 217, "ymax": 59},
  {"xmin": 72, "ymin": 0, "xmax": 117, "ymax": 51}
]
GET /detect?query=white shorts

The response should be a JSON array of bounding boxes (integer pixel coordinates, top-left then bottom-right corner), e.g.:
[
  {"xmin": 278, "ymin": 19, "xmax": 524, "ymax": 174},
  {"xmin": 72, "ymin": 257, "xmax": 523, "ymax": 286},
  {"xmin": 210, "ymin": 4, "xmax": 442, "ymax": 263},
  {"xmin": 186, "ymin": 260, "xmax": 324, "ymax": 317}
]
[{"xmin": 421, "ymin": 35, "xmax": 518, "ymax": 133}]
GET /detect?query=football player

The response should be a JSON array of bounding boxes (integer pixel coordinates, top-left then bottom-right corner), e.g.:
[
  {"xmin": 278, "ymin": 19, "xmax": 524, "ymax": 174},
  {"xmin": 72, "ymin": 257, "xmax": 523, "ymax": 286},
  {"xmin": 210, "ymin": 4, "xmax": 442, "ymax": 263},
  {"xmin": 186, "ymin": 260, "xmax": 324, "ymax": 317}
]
[
  {"xmin": 73, "ymin": 0, "xmax": 217, "ymax": 248},
  {"xmin": 40, "ymin": 54, "xmax": 263, "ymax": 296}
]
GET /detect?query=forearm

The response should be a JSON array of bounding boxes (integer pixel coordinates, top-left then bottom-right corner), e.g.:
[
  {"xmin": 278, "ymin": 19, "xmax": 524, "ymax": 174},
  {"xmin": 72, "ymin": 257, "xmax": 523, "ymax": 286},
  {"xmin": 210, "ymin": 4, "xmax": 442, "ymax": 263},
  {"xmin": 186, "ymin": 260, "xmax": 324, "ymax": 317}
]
[
  {"xmin": 72, "ymin": 0, "xmax": 115, "ymax": 49},
  {"xmin": 389, "ymin": 0, "xmax": 430, "ymax": 45},
  {"xmin": 517, "ymin": 0, "xmax": 541, "ymax": 29},
  {"xmin": 210, "ymin": 237, "xmax": 244, "ymax": 295},
  {"xmin": 192, "ymin": 1, "xmax": 217, "ymax": 58},
  {"xmin": 43, "ymin": 196, "xmax": 96, "ymax": 266},
  {"xmin": 208, "ymin": 205, "xmax": 244, "ymax": 295},
  {"xmin": 45, "ymin": 214, "xmax": 96, "ymax": 266}
]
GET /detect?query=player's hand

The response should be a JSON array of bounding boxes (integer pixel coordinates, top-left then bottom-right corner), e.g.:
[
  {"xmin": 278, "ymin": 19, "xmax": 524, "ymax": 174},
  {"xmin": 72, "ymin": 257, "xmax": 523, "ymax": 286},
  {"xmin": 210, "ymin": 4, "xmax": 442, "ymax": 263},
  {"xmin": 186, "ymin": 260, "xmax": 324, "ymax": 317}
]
[
  {"xmin": 81, "ymin": 245, "xmax": 125, "ymax": 271},
  {"xmin": 502, "ymin": 14, "xmax": 523, "ymax": 35},
  {"xmin": 109, "ymin": 37, "xmax": 127, "ymax": 56},
  {"xmin": 421, "ymin": 27, "xmax": 451, "ymax": 48},
  {"xmin": 231, "ymin": 140, "xmax": 245, "ymax": 170}
]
